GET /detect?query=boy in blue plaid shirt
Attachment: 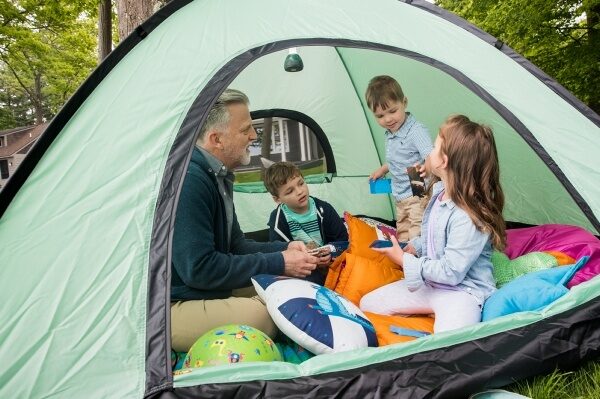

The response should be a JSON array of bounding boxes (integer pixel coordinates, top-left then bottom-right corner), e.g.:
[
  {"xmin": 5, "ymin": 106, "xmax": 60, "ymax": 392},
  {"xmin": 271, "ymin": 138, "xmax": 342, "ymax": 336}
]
[{"xmin": 366, "ymin": 75, "xmax": 434, "ymax": 241}]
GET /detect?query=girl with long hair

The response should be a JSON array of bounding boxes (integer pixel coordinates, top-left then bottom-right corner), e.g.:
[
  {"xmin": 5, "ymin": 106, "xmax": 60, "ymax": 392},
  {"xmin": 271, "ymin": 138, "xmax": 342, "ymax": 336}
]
[{"xmin": 360, "ymin": 115, "xmax": 505, "ymax": 332}]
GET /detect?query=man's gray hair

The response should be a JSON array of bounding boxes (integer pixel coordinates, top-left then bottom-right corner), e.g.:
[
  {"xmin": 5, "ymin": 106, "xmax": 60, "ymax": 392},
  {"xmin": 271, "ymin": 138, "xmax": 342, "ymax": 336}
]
[{"xmin": 197, "ymin": 89, "xmax": 249, "ymax": 143}]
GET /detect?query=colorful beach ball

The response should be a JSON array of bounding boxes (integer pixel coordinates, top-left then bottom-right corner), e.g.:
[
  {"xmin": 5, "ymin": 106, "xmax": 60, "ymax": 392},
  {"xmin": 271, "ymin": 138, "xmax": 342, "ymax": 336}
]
[{"xmin": 184, "ymin": 324, "xmax": 282, "ymax": 368}]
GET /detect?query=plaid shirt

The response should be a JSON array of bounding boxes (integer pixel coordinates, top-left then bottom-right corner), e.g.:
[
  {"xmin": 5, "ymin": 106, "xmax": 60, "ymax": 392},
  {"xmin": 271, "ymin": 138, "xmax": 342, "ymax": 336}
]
[{"xmin": 385, "ymin": 113, "xmax": 433, "ymax": 201}]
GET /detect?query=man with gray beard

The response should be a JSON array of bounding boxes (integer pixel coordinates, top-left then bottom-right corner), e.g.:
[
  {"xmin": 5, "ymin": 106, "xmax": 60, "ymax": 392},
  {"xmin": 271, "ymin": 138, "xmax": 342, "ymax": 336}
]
[{"xmin": 170, "ymin": 89, "xmax": 319, "ymax": 352}]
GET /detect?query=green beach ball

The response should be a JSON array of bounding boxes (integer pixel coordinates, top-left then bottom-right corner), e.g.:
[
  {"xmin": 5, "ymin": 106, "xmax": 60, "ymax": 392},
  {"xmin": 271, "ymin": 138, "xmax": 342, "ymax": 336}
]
[{"xmin": 184, "ymin": 324, "xmax": 282, "ymax": 368}]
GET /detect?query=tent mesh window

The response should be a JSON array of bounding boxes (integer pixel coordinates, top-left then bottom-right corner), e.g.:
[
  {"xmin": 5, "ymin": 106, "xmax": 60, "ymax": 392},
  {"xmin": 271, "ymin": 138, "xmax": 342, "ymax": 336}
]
[{"xmin": 235, "ymin": 115, "xmax": 327, "ymax": 185}]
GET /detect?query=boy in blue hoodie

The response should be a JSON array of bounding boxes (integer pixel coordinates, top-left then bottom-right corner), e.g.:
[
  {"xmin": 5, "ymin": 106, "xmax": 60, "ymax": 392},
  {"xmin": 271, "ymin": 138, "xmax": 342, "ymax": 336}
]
[{"xmin": 265, "ymin": 162, "xmax": 348, "ymax": 284}]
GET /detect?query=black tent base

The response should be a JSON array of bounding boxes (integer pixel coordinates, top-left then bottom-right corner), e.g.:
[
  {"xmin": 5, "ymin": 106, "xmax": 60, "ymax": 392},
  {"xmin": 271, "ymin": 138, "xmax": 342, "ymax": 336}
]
[{"xmin": 150, "ymin": 295, "xmax": 600, "ymax": 399}]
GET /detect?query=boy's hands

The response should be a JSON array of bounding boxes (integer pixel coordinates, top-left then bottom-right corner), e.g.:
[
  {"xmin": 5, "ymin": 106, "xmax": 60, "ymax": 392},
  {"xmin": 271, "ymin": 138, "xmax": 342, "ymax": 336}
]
[
  {"xmin": 317, "ymin": 254, "xmax": 332, "ymax": 266},
  {"xmin": 413, "ymin": 161, "xmax": 427, "ymax": 178},
  {"xmin": 282, "ymin": 241, "xmax": 332, "ymax": 278},
  {"xmin": 369, "ymin": 164, "xmax": 389, "ymax": 181},
  {"xmin": 370, "ymin": 234, "xmax": 405, "ymax": 267}
]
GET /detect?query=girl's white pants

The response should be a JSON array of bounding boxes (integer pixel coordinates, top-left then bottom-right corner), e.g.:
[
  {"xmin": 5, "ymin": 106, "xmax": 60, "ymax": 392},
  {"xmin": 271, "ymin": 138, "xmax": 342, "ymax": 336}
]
[{"xmin": 360, "ymin": 279, "xmax": 481, "ymax": 333}]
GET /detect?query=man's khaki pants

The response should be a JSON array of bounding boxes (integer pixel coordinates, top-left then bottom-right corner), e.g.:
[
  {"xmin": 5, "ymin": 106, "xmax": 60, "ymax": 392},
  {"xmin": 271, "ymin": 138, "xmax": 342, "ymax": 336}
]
[{"xmin": 171, "ymin": 286, "xmax": 277, "ymax": 353}]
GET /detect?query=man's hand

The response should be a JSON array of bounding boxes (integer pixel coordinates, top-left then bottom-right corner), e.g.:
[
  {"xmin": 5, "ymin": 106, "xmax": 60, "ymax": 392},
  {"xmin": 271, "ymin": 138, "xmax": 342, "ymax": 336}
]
[
  {"xmin": 282, "ymin": 247, "xmax": 318, "ymax": 278},
  {"xmin": 288, "ymin": 241, "xmax": 307, "ymax": 251}
]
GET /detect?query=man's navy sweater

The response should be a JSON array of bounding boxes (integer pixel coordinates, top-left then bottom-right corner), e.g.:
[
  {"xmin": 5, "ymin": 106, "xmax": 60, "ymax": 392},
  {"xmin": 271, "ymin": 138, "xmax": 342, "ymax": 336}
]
[{"xmin": 171, "ymin": 148, "xmax": 287, "ymax": 300}]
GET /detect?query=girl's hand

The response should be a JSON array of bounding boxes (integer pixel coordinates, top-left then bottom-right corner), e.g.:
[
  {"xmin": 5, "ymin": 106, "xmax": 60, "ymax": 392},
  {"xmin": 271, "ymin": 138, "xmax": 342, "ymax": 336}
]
[
  {"xmin": 403, "ymin": 243, "xmax": 417, "ymax": 256},
  {"xmin": 371, "ymin": 235, "xmax": 405, "ymax": 267}
]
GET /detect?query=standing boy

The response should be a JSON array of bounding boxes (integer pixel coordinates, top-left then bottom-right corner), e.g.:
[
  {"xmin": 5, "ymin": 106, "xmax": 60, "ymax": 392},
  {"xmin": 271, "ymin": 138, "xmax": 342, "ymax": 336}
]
[
  {"xmin": 264, "ymin": 161, "xmax": 348, "ymax": 284},
  {"xmin": 366, "ymin": 75, "xmax": 433, "ymax": 241}
]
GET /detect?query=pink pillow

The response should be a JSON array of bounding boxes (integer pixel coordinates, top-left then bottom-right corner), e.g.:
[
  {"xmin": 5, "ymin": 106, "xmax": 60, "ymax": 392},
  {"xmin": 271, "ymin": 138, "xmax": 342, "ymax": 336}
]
[{"xmin": 505, "ymin": 224, "xmax": 600, "ymax": 288}]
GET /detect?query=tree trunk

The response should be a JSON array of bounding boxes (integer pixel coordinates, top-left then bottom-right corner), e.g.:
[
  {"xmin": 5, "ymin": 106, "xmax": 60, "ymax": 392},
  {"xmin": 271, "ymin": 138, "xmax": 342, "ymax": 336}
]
[
  {"xmin": 98, "ymin": 0, "xmax": 112, "ymax": 62},
  {"xmin": 33, "ymin": 73, "xmax": 44, "ymax": 124},
  {"xmin": 586, "ymin": 4, "xmax": 600, "ymax": 113},
  {"xmin": 116, "ymin": 0, "xmax": 154, "ymax": 40},
  {"xmin": 260, "ymin": 117, "xmax": 273, "ymax": 179}
]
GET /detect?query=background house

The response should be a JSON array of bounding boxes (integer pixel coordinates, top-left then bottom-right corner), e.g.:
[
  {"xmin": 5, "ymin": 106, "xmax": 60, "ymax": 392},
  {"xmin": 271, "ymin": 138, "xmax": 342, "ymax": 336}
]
[
  {"xmin": 234, "ymin": 116, "xmax": 327, "ymax": 183},
  {"xmin": 0, "ymin": 124, "xmax": 46, "ymax": 190}
]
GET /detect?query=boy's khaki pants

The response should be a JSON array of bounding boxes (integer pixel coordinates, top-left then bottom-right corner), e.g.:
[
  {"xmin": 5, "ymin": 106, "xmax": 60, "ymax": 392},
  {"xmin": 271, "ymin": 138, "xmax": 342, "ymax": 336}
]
[
  {"xmin": 395, "ymin": 196, "xmax": 428, "ymax": 241},
  {"xmin": 170, "ymin": 286, "xmax": 277, "ymax": 353}
]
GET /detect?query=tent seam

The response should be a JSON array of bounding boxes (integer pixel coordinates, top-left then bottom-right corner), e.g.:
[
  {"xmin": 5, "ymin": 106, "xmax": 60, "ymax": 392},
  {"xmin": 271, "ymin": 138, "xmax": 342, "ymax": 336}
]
[{"xmin": 333, "ymin": 47, "xmax": 396, "ymax": 219}]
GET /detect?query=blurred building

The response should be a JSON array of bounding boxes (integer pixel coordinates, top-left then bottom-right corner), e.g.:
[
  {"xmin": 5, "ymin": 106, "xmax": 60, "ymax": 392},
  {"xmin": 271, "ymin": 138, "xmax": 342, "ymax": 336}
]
[
  {"xmin": 240, "ymin": 116, "xmax": 326, "ymax": 174},
  {"xmin": 0, "ymin": 123, "xmax": 46, "ymax": 190}
]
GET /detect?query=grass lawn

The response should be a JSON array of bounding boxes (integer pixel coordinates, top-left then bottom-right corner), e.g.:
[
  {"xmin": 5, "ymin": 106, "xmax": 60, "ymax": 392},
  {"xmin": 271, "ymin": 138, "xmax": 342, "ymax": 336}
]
[{"xmin": 505, "ymin": 359, "xmax": 600, "ymax": 398}]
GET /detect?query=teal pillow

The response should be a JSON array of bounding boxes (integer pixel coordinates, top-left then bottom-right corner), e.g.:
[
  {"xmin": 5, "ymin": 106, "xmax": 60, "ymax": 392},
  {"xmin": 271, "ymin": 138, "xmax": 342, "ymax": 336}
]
[{"xmin": 482, "ymin": 256, "xmax": 588, "ymax": 321}]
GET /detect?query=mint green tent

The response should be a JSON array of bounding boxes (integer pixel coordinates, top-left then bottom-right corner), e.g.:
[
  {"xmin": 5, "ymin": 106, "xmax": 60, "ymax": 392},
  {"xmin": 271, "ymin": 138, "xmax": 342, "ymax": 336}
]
[{"xmin": 1, "ymin": 0, "xmax": 599, "ymax": 398}]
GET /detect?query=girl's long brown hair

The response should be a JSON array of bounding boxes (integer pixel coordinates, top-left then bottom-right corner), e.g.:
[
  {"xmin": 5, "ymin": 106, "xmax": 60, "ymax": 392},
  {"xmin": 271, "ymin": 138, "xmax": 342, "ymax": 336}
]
[{"xmin": 439, "ymin": 115, "xmax": 506, "ymax": 250}]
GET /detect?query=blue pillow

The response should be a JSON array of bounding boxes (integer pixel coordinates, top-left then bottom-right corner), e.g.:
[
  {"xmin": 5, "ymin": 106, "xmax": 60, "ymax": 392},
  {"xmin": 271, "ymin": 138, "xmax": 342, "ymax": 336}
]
[{"xmin": 482, "ymin": 256, "xmax": 588, "ymax": 321}]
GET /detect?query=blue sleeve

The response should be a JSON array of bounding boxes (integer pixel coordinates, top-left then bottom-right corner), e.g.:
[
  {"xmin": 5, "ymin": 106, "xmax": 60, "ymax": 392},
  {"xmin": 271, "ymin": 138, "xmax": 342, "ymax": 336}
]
[
  {"xmin": 267, "ymin": 208, "xmax": 286, "ymax": 242},
  {"xmin": 410, "ymin": 235, "xmax": 424, "ymax": 257},
  {"xmin": 403, "ymin": 210, "xmax": 489, "ymax": 290},
  {"xmin": 172, "ymin": 170, "xmax": 285, "ymax": 292},
  {"xmin": 412, "ymin": 121, "xmax": 434, "ymax": 160},
  {"xmin": 322, "ymin": 201, "xmax": 348, "ymax": 242}
]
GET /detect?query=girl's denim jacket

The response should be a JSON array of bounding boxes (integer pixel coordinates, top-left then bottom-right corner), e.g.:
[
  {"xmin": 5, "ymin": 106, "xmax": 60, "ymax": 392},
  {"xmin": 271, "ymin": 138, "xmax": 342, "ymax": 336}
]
[{"xmin": 403, "ymin": 181, "xmax": 497, "ymax": 305}]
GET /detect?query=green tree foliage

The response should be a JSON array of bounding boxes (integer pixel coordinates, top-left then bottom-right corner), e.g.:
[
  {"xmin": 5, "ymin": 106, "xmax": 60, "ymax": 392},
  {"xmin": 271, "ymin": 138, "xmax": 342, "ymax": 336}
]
[
  {"xmin": 0, "ymin": 0, "xmax": 97, "ymax": 129},
  {"xmin": 0, "ymin": 69, "xmax": 30, "ymax": 127},
  {"xmin": 437, "ymin": 0, "xmax": 600, "ymax": 113},
  {"xmin": 0, "ymin": 0, "xmax": 170, "ymax": 130}
]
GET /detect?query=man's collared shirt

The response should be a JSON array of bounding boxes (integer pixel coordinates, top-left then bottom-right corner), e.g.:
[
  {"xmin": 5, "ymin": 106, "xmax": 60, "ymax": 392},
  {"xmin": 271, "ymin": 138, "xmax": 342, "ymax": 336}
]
[{"xmin": 198, "ymin": 147, "xmax": 234, "ymax": 244}]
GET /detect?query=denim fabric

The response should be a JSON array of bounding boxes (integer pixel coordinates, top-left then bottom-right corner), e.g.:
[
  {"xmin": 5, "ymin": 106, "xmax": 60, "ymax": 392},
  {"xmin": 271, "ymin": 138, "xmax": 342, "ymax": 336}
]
[
  {"xmin": 385, "ymin": 113, "xmax": 433, "ymax": 201},
  {"xmin": 404, "ymin": 181, "xmax": 497, "ymax": 305}
]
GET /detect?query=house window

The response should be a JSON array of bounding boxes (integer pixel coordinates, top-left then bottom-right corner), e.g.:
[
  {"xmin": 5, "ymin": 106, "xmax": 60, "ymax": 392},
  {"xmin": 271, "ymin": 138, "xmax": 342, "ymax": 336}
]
[
  {"xmin": 0, "ymin": 136, "xmax": 4, "ymax": 147},
  {"xmin": 0, "ymin": 160, "xmax": 9, "ymax": 179},
  {"xmin": 233, "ymin": 110, "xmax": 334, "ymax": 185}
]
